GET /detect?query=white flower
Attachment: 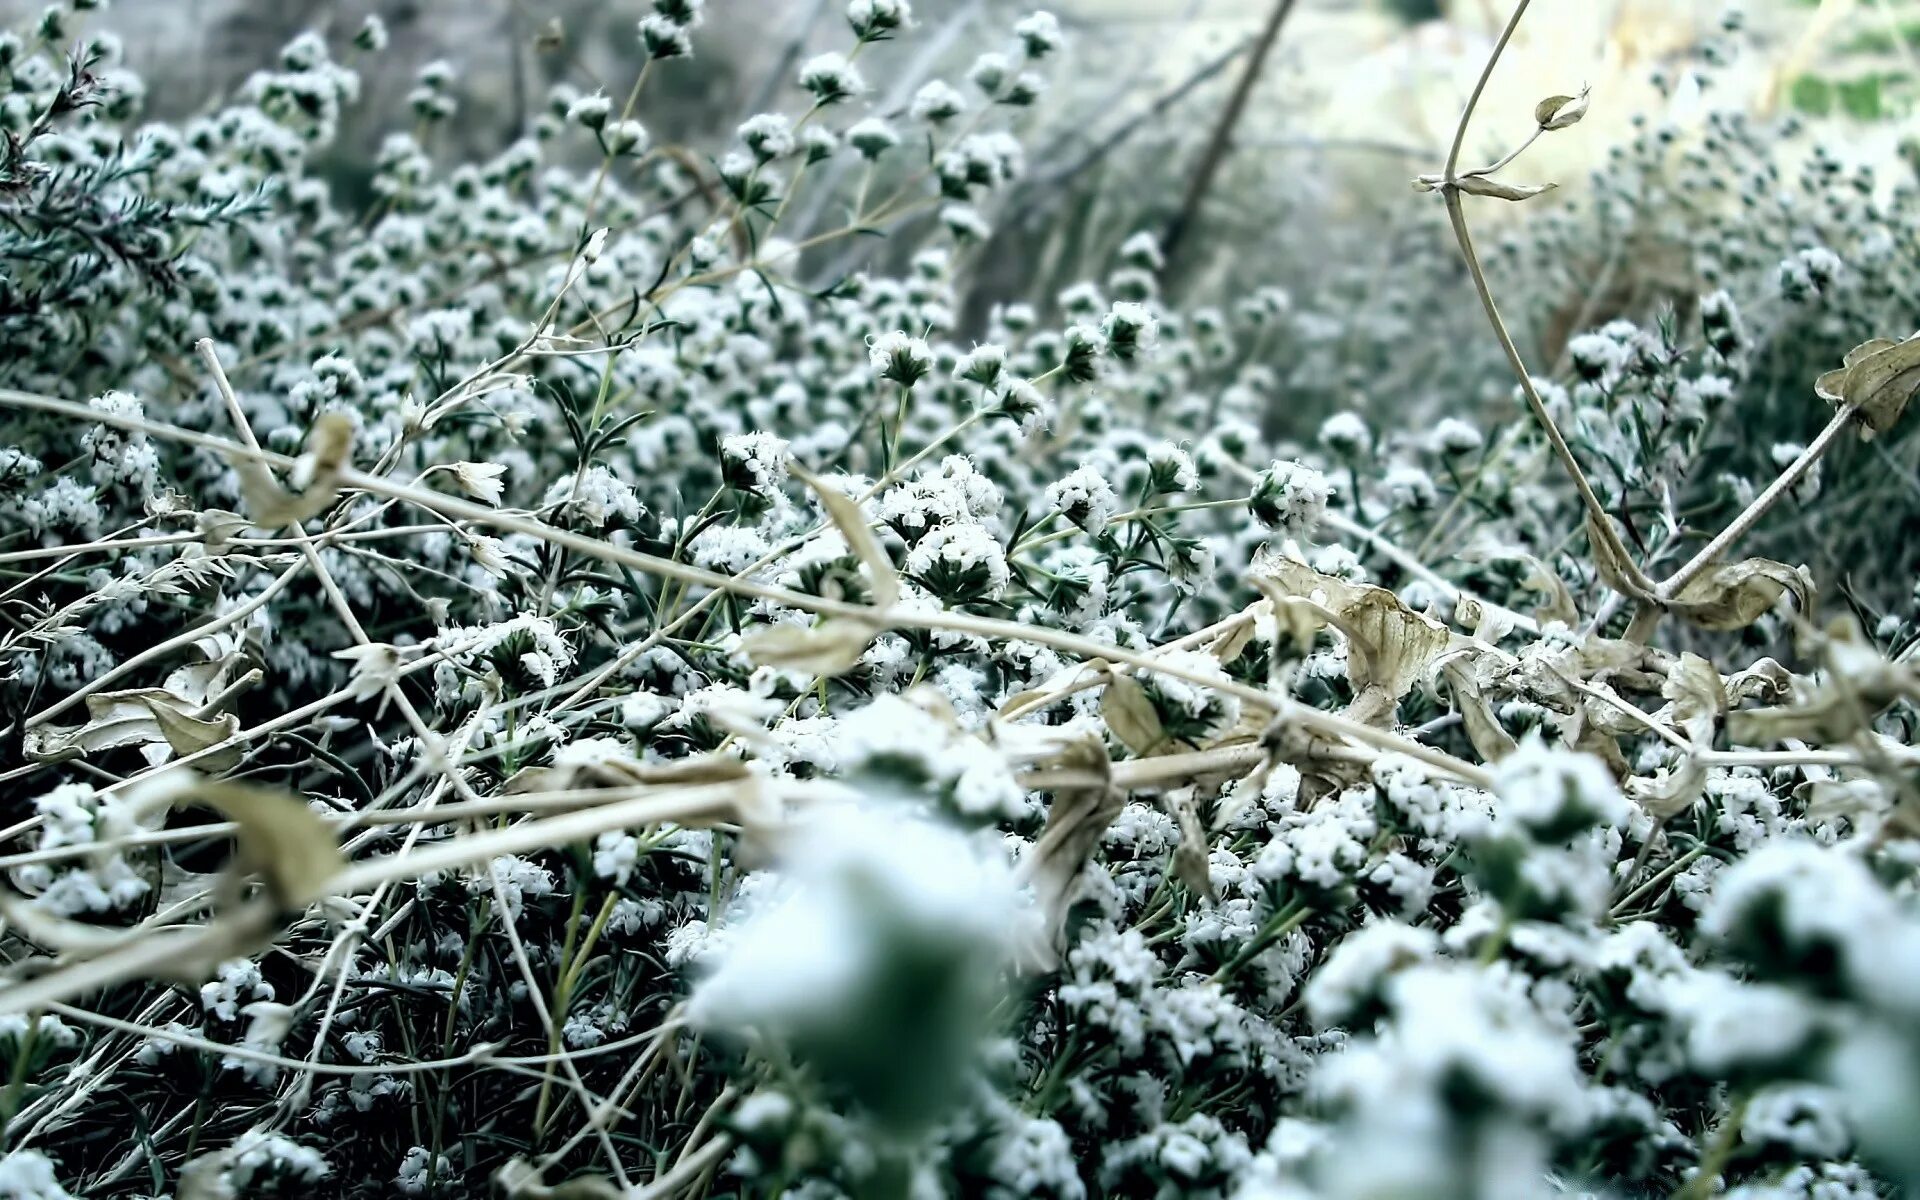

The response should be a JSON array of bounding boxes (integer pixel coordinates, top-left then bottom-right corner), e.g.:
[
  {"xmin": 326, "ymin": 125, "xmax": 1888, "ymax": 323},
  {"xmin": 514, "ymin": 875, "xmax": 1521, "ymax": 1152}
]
[
  {"xmin": 1431, "ymin": 417, "xmax": 1484, "ymax": 456},
  {"xmin": 720, "ymin": 430, "xmax": 791, "ymax": 492},
  {"xmin": 868, "ymin": 330, "xmax": 933, "ymax": 385},
  {"xmin": 798, "ymin": 52, "xmax": 865, "ymax": 103},
  {"xmin": 847, "ymin": 116, "xmax": 900, "ymax": 158},
  {"xmin": 1014, "ymin": 10, "xmax": 1065, "ymax": 58},
  {"xmin": 1045, "ymin": 465, "xmax": 1120, "ymax": 534},
  {"xmin": 0, "ymin": 1150, "xmax": 78, "ymax": 1200},
  {"xmin": 451, "ymin": 460, "xmax": 507, "ymax": 504},
  {"xmin": 1318, "ymin": 411, "xmax": 1371, "ymax": 455},
  {"xmin": 1248, "ymin": 459, "xmax": 1330, "ymax": 538},
  {"xmin": 905, "ymin": 521, "xmax": 1009, "ymax": 602},
  {"xmin": 910, "ymin": 80, "xmax": 967, "ymax": 123}
]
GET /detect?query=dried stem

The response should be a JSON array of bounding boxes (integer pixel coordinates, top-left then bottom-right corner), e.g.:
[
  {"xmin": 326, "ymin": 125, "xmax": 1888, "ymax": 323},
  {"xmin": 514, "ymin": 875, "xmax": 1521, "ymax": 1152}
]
[
  {"xmin": 1658, "ymin": 402, "xmax": 1856, "ymax": 597},
  {"xmin": 1437, "ymin": 0, "xmax": 1654, "ymax": 597}
]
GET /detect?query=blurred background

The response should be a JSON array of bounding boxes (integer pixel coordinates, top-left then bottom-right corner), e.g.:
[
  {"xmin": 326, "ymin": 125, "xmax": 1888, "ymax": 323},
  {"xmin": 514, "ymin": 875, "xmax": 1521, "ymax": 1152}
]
[
  {"xmin": 8, "ymin": 0, "xmax": 1919, "ymax": 590},
  {"xmin": 14, "ymin": 0, "xmax": 1907, "ymax": 295}
]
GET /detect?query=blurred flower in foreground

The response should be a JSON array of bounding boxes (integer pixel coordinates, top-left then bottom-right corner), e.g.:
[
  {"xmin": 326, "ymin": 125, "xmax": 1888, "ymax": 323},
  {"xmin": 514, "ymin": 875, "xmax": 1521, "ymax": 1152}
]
[{"xmin": 690, "ymin": 803, "xmax": 1028, "ymax": 1132}]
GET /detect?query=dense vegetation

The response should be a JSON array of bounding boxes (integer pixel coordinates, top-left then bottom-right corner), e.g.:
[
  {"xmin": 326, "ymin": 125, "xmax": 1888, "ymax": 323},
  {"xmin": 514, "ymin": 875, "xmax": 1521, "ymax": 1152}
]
[{"xmin": 3, "ymin": 2, "xmax": 1920, "ymax": 1197}]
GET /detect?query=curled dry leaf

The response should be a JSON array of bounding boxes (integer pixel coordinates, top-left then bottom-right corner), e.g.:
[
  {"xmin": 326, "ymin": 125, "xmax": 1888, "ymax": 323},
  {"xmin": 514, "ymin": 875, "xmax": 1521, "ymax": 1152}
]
[
  {"xmin": 998, "ymin": 656, "xmax": 1111, "ymax": 721},
  {"xmin": 0, "ymin": 889, "xmax": 142, "ymax": 956},
  {"xmin": 1815, "ymin": 334, "xmax": 1920, "ymax": 439},
  {"xmin": 1248, "ymin": 575, "xmax": 1329, "ymax": 654},
  {"xmin": 493, "ymin": 1157, "xmax": 624, "ymax": 1200},
  {"xmin": 1165, "ymin": 789, "xmax": 1215, "ymax": 901},
  {"xmin": 504, "ymin": 751, "xmax": 751, "ymax": 797},
  {"xmin": 1535, "ymin": 85, "xmax": 1591, "ymax": 130},
  {"xmin": 1729, "ymin": 617, "xmax": 1920, "ymax": 745},
  {"xmin": 739, "ymin": 618, "xmax": 876, "ymax": 677},
  {"xmin": 141, "ymin": 771, "xmax": 345, "ymax": 909},
  {"xmin": 1666, "ymin": 557, "xmax": 1812, "ymax": 632},
  {"xmin": 25, "ymin": 689, "xmax": 241, "ymax": 769},
  {"xmin": 1439, "ymin": 654, "xmax": 1518, "ymax": 762},
  {"xmin": 1726, "ymin": 657, "xmax": 1793, "ymax": 706},
  {"xmin": 1208, "ymin": 608, "xmax": 1261, "ymax": 667},
  {"xmin": 1584, "ymin": 512, "xmax": 1657, "ymax": 602},
  {"xmin": 1453, "ymin": 593, "xmax": 1517, "ymax": 644},
  {"xmin": 1018, "ymin": 735, "xmax": 1120, "ymax": 968},
  {"xmin": 1102, "ymin": 674, "xmax": 1168, "ymax": 756},
  {"xmin": 1663, "ymin": 653, "xmax": 1728, "ymax": 744},
  {"xmin": 1414, "ymin": 173, "xmax": 1558, "ymax": 202},
  {"xmin": 232, "ymin": 411, "xmax": 354, "ymax": 530},
  {"xmin": 1252, "ymin": 555, "xmax": 1453, "ymax": 720},
  {"xmin": 0, "ymin": 899, "xmax": 283, "ymax": 1017},
  {"xmin": 1463, "ymin": 548, "xmax": 1578, "ymax": 627},
  {"xmin": 1627, "ymin": 654, "xmax": 1726, "ymax": 818},
  {"xmin": 792, "ymin": 462, "xmax": 899, "ymax": 611}
]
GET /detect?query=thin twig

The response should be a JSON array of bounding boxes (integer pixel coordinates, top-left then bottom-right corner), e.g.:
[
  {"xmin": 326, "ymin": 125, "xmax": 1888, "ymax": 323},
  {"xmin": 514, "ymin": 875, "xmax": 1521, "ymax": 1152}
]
[{"xmin": 1434, "ymin": 0, "xmax": 1654, "ymax": 598}]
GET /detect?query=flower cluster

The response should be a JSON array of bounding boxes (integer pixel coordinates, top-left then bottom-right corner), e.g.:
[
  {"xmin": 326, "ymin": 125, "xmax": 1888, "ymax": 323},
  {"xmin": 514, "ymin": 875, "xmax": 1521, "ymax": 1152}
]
[{"xmin": 2, "ymin": 3, "xmax": 1919, "ymax": 1200}]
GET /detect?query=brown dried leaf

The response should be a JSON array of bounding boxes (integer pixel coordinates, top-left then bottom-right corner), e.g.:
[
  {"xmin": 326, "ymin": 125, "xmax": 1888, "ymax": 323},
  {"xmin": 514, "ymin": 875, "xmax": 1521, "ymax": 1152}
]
[
  {"xmin": 1414, "ymin": 173, "xmax": 1558, "ymax": 201},
  {"xmin": 1102, "ymin": 675, "xmax": 1167, "ymax": 757},
  {"xmin": 1252, "ymin": 557, "xmax": 1451, "ymax": 704},
  {"xmin": 1664, "ymin": 653, "xmax": 1728, "ymax": 745},
  {"xmin": 0, "ymin": 889, "xmax": 139, "ymax": 955},
  {"xmin": 1729, "ymin": 625, "xmax": 1920, "ymax": 746},
  {"xmin": 1815, "ymin": 334, "xmax": 1920, "ymax": 439},
  {"xmin": 1584, "ymin": 512, "xmax": 1657, "ymax": 601},
  {"xmin": 793, "ymin": 464, "xmax": 899, "ymax": 610},
  {"xmin": 998, "ymin": 657, "xmax": 1110, "ymax": 720},
  {"xmin": 1166, "ymin": 790, "xmax": 1215, "ymax": 901},
  {"xmin": 1441, "ymin": 658, "xmax": 1517, "ymax": 762},
  {"xmin": 1535, "ymin": 86, "xmax": 1591, "ymax": 130},
  {"xmin": 1667, "ymin": 558, "xmax": 1812, "ymax": 632},
  {"xmin": 232, "ymin": 412, "xmax": 354, "ymax": 530},
  {"xmin": 1210, "ymin": 612, "xmax": 1259, "ymax": 667},
  {"xmin": 1726, "ymin": 657, "xmax": 1793, "ymax": 706},
  {"xmin": 24, "ymin": 690, "xmax": 240, "ymax": 768},
  {"xmin": 739, "ymin": 619, "xmax": 875, "ymax": 677},
  {"xmin": 1625, "ymin": 653, "xmax": 1726, "ymax": 818},
  {"xmin": 1019, "ymin": 736, "xmax": 1120, "ymax": 967},
  {"xmin": 170, "ymin": 776, "xmax": 344, "ymax": 909}
]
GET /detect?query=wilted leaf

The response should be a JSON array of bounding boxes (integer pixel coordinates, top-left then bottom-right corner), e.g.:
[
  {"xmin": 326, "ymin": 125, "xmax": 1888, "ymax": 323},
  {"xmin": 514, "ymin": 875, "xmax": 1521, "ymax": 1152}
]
[
  {"xmin": 1664, "ymin": 653, "xmax": 1728, "ymax": 745},
  {"xmin": 1102, "ymin": 675, "xmax": 1167, "ymax": 756},
  {"xmin": 1210, "ymin": 611, "xmax": 1259, "ymax": 667},
  {"xmin": 1459, "ymin": 547, "xmax": 1576, "ymax": 627},
  {"xmin": 24, "ymin": 690, "xmax": 240, "ymax": 768},
  {"xmin": 1535, "ymin": 85, "xmax": 1591, "ymax": 130},
  {"xmin": 1018, "ymin": 736, "xmax": 1120, "ymax": 967},
  {"xmin": 1414, "ymin": 173, "xmax": 1558, "ymax": 201},
  {"xmin": 1252, "ymin": 556, "xmax": 1452, "ymax": 712},
  {"xmin": 505, "ymin": 752, "xmax": 752, "ymax": 796},
  {"xmin": 141, "ymin": 695, "xmax": 242, "ymax": 768},
  {"xmin": 1249, "ymin": 574, "xmax": 1329, "ymax": 653},
  {"xmin": 1726, "ymin": 657, "xmax": 1793, "ymax": 706},
  {"xmin": 793, "ymin": 464, "xmax": 899, "ymax": 610},
  {"xmin": 164, "ymin": 775, "xmax": 344, "ymax": 909},
  {"xmin": 739, "ymin": 618, "xmax": 875, "ymax": 677},
  {"xmin": 1584, "ymin": 512, "xmax": 1657, "ymax": 601},
  {"xmin": 1626, "ymin": 653, "xmax": 1726, "ymax": 818},
  {"xmin": 0, "ymin": 901, "xmax": 281, "ymax": 1016},
  {"xmin": 494, "ymin": 1158, "xmax": 624, "ymax": 1200},
  {"xmin": 232, "ymin": 412, "xmax": 354, "ymax": 530},
  {"xmin": 999, "ymin": 657, "xmax": 1110, "ymax": 721},
  {"xmin": 1627, "ymin": 756, "xmax": 1706, "ymax": 819},
  {"xmin": 1667, "ymin": 558, "xmax": 1812, "ymax": 631},
  {"xmin": 1441, "ymin": 658, "xmax": 1517, "ymax": 762},
  {"xmin": 0, "ymin": 889, "xmax": 140, "ymax": 955},
  {"xmin": 1814, "ymin": 334, "xmax": 1920, "ymax": 438},
  {"xmin": 1730, "ymin": 619, "xmax": 1920, "ymax": 745},
  {"xmin": 1166, "ymin": 789, "xmax": 1214, "ymax": 901}
]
